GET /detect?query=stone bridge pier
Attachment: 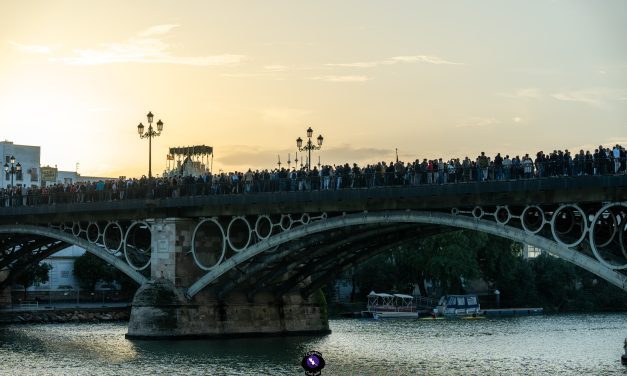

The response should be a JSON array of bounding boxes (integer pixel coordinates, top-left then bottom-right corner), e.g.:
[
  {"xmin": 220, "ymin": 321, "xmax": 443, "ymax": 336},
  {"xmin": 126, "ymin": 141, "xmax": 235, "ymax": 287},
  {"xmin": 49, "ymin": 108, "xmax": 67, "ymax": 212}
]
[
  {"xmin": 126, "ymin": 218, "xmax": 330, "ymax": 339},
  {"xmin": 0, "ymin": 269, "xmax": 11, "ymax": 307}
]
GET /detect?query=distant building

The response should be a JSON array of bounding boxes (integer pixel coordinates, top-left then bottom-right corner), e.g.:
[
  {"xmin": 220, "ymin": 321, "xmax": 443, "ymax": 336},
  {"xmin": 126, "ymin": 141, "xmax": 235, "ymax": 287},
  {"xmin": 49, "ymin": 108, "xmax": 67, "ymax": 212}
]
[
  {"xmin": 50, "ymin": 169, "xmax": 113, "ymax": 185},
  {"xmin": 523, "ymin": 244, "xmax": 543, "ymax": 258},
  {"xmin": 29, "ymin": 246, "xmax": 85, "ymax": 292},
  {"xmin": 16, "ymin": 246, "xmax": 123, "ymax": 303},
  {"xmin": 1, "ymin": 140, "xmax": 41, "ymax": 188}
]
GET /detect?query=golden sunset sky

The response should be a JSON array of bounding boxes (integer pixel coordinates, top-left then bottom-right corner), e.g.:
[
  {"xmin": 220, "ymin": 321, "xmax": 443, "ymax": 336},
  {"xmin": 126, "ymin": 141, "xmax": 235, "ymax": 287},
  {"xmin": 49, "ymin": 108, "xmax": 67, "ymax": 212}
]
[{"xmin": 1, "ymin": 1, "xmax": 625, "ymax": 177}]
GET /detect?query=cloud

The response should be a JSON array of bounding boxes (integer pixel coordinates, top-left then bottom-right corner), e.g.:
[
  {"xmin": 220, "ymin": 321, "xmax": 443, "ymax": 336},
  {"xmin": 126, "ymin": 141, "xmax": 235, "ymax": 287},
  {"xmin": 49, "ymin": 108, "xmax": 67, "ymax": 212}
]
[
  {"xmin": 50, "ymin": 25, "xmax": 245, "ymax": 66},
  {"xmin": 10, "ymin": 41, "xmax": 53, "ymax": 54},
  {"xmin": 550, "ymin": 88, "xmax": 627, "ymax": 106},
  {"xmin": 137, "ymin": 24, "xmax": 179, "ymax": 37},
  {"xmin": 323, "ymin": 145, "xmax": 395, "ymax": 164},
  {"xmin": 215, "ymin": 144, "xmax": 394, "ymax": 169},
  {"xmin": 456, "ymin": 117, "xmax": 499, "ymax": 128},
  {"xmin": 87, "ymin": 107, "xmax": 114, "ymax": 113},
  {"xmin": 309, "ymin": 75, "xmax": 370, "ymax": 82},
  {"xmin": 513, "ymin": 117, "xmax": 523, "ymax": 123},
  {"xmin": 326, "ymin": 55, "xmax": 462, "ymax": 68},
  {"xmin": 261, "ymin": 107, "xmax": 312, "ymax": 124},
  {"xmin": 264, "ymin": 65, "xmax": 288, "ymax": 72},
  {"xmin": 569, "ymin": 138, "xmax": 627, "ymax": 153},
  {"xmin": 551, "ymin": 90, "xmax": 601, "ymax": 106},
  {"xmin": 389, "ymin": 55, "xmax": 460, "ymax": 65},
  {"xmin": 499, "ymin": 88, "xmax": 542, "ymax": 99},
  {"xmin": 220, "ymin": 72, "xmax": 281, "ymax": 79}
]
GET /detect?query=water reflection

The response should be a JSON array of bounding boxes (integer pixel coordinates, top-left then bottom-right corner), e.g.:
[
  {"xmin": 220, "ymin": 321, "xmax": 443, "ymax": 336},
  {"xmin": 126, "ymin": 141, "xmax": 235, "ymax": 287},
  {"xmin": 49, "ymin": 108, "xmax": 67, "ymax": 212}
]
[
  {"xmin": 1, "ymin": 314, "xmax": 626, "ymax": 375},
  {"xmin": 0, "ymin": 323, "xmax": 139, "ymax": 365}
]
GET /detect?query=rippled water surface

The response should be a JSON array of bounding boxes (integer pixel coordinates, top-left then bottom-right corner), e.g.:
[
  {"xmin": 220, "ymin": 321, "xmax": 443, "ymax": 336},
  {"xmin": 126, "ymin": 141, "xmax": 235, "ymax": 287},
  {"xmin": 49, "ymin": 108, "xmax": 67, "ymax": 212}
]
[{"xmin": 0, "ymin": 314, "xmax": 626, "ymax": 375}]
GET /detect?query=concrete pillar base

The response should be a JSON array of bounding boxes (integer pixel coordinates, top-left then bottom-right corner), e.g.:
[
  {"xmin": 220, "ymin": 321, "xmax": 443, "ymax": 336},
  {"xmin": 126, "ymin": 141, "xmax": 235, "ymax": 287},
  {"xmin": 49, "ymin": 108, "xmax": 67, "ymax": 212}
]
[
  {"xmin": 0, "ymin": 270, "xmax": 11, "ymax": 308},
  {"xmin": 126, "ymin": 278, "xmax": 330, "ymax": 339}
]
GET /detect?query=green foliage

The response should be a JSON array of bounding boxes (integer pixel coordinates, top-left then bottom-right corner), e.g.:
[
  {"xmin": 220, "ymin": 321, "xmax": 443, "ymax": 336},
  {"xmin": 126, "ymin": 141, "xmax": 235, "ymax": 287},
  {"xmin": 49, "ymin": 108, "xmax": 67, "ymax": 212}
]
[
  {"xmin": 529, "ymin": 253, "xmax": 578, "ymax": 311},
  {"xmin": 15, "ymin": 262, "xmax": 52, "ymax": 297},
  {"xmin": 414, "ymin": 231, "xmax": 482, "ymax": 293},
  {"xmin": 314, "ymin": 288, "xmax": 329, "ymax": 324},
  {"xmin": 73, "ymin": 252, "xmax": 116, "ymax": 291},
  {"xmin": 353, "ymin": 253, "xmax": 396, "ymax": 295}
]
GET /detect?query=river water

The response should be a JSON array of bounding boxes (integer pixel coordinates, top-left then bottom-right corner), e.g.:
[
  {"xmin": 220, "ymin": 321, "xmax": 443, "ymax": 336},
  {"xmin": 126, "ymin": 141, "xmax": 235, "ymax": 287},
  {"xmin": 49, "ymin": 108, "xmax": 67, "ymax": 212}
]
[{"xmin": 0, "ymin": 313, "xmax": 625, "ymax": 375}]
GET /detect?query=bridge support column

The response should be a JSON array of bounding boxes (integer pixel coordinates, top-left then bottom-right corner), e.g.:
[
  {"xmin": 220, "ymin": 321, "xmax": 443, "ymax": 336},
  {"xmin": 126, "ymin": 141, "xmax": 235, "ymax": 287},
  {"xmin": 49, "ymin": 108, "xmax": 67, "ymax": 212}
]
[
  {"xmin": 0, "ymin": 269, "xmax": 11, "ymax": 308},
  {"xmin": 126, "ymin": 218, "xmax": 330, "ymax": 339},
  {"xmin": 128, "ymin": 279, "xmax": 329, "ymax": 339}
]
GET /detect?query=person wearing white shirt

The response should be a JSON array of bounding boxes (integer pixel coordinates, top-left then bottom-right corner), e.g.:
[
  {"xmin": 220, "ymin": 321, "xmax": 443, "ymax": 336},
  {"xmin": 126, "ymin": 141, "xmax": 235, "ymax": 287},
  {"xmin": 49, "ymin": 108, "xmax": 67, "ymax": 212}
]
[{"xmin": 613, "ymin": 145, "xmax": 621, "ymax": 173}]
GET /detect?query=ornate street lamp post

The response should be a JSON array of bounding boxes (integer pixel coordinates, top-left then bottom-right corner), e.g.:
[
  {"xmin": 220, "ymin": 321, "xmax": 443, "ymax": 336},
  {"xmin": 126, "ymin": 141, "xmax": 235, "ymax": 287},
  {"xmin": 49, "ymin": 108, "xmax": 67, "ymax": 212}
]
[
  {"xmin": 3, "ymin": 155, "xmax": 21, "ymax": 188},
  {"xmin": 4, "ymin": 156, "xmax": 21, "ymax": 206},
  {"xmin": 296, "ymin": 127, "xmax": 323, "ymax": 171},
  {"xmin": 137, "ymin": 111, "xmax": 164, "ymax": 179}
]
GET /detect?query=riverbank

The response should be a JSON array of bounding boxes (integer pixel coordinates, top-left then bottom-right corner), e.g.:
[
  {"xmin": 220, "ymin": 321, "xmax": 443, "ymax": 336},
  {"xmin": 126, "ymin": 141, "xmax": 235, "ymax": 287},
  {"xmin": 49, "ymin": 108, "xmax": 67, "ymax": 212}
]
[{"xmin": 0, "ymin": 306, "xmax": 130, "ymax": 324}]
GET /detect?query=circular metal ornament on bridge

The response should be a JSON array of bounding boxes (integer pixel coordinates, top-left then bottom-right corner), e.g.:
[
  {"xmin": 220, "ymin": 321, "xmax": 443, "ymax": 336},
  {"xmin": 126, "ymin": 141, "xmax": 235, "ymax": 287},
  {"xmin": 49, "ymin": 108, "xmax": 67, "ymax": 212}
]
[
  {"xmin": 620, "ymin": 216, "xmax": 627, "ymax": 260},
  {"xmin": 593, "ymin": 209, "xmax": 619, "ymax": 248},
  {"xmin": 589, "ymin": 203, "xmax": 627, "ymax": 270},
  {"xmin": 191, "ymin": 218, "xmax": 226, "ymax": 271},
  {"xmin": 255, "ymin": 215, "xmax": 273, "ymax": 240},
  {"xmin": 472, "ymin": 206, "xmax": 484, "ymax": 220},
  {"xmin": 300, "ymin": 213, "xmax": 311, "ymax": 225},
  {"xmin": 123, "ymin": 221, "xmax": 152, "ymax": 271},
  {"xmin": 495, "ymin": 206, "xmax": 511, "ymax": 225},
  {"xmin": 550, "ymin": 204, "xmax": 588, "ymax": 248},
  {"xmin": 521, "ymin": 205, "xmax": 545, "ymax": 234},
  {"xmin": 63, "ymin": 222, "xmax": 73, "ymax": 233},
  {"xmin": 72, "ymin": 222, "xmax": 82, "ymax": 237},
  {"xmin": 280, "ymin": 214, "xmax": 293, "ymax": 231},
  {"xmin": 227, "ymin": 216, "xmax": 252, "ymax": 252},
  {"xmin": 103, "ymin": 221, "xmax": 124, "ymax": 254},
  {"xmin": 86, "ymin": 222, "xmax": 101, "ymax": 244},
  {"xmin": 451, "ymin": 208, "xmax": 460, "ymax": 216}
]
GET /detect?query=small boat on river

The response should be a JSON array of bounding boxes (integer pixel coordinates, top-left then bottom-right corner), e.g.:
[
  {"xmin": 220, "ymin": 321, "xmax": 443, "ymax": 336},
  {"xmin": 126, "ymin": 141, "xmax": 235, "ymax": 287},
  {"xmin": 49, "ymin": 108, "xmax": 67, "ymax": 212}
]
[
  {"xmin": 435, "ymin": 294, "xmax": 481, "ymax": 317},
  {"xmin": 434, "ymin": 294, "xmax": 543, "ymax": 317},
  {"xmin": 362, "ymin": 291, "xmax": 420, "ymax": 319}
]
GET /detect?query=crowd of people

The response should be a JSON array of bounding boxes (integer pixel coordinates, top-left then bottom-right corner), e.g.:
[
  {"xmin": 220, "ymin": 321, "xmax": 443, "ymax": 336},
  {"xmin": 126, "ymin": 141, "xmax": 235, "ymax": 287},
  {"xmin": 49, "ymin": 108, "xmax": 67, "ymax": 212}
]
[{"xmin": 1, "ymin": 144, "xmax": 625, "ymax": 208}]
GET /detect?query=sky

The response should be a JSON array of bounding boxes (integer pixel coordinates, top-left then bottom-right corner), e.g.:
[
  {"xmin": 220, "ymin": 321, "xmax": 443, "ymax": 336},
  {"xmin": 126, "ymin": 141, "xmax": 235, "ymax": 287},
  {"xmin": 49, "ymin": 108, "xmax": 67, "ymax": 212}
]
[{"xmin": 0, "ymin": 0, "xmax": 626, "ymax": 177}]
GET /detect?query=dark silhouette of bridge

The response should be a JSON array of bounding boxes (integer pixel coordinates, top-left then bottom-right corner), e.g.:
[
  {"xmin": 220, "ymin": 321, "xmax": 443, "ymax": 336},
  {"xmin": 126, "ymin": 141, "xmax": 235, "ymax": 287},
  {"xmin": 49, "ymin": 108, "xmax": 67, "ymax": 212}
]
[{"xmin": 0, "ymin": 174, "xmax": 626, "ymax": 338}]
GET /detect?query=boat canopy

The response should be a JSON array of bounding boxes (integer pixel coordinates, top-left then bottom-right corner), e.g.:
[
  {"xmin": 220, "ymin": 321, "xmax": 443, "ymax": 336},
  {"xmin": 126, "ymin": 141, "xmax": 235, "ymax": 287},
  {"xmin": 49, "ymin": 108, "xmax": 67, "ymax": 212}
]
[
  {"xmin": 393, "ymin": 294, "xmax": 414, "ymax": 299},
  {"xmin": 368, "ymin": 292, "xmax": 394, "ymax": 298},
  {"xmin": 367, "ymin": 291, "xmax": 416, "ymax": 312}
]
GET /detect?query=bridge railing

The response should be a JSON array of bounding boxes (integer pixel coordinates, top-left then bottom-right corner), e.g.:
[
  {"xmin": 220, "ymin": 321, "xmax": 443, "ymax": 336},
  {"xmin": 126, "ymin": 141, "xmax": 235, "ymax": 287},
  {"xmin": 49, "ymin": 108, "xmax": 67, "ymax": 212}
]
[{"xmin": 0, "ymin": 158, "xmax": 625, "ymax": 208}]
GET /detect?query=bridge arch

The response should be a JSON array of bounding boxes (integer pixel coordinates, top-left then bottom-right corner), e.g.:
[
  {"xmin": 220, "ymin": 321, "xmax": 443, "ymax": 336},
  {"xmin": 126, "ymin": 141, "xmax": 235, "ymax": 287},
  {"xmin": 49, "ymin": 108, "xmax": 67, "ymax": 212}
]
[
  {"xmin": 186, "ymin": 210, "xmax": 627, "ymax": 298},
  {"xmin": 0, "ymin": 225, "xmax": 148, "ymax": 285}
]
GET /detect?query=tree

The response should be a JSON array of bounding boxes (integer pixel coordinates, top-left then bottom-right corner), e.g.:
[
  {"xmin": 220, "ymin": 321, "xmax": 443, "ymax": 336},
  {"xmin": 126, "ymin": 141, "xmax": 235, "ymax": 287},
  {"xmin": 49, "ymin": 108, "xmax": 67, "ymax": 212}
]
[
  {"xmin": 73, "ymin": 252, "xmax": 115, "ymax": 292},
  {"xmin": 14, "ymin": 262, "xmax": 52, "ymax": 299},
  {"xmin": 414, "ymin": 231, "xmax": 482, "ymax": 293},
  {"xmin": 530, "ymin": 253, "xmax": 577, "ymax": 311},
  {"xmin": 353, "ymin": 253, "xmax": 396, "ymax": 296}
]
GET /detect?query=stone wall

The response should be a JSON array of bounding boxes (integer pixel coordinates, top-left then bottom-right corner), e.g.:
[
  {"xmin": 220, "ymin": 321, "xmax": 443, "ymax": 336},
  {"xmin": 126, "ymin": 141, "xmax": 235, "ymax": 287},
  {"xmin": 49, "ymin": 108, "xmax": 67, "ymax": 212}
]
[
  {"xmin": 0, "ymin": 308, "xmax": 130, "ymax": 324},
  {"xmin": 0, "ymin": 270, "xmax": 11, "ymax": 308},
  {"xmin": 126, "ymin": 279, "xmax": 330, "ymax": 339}
]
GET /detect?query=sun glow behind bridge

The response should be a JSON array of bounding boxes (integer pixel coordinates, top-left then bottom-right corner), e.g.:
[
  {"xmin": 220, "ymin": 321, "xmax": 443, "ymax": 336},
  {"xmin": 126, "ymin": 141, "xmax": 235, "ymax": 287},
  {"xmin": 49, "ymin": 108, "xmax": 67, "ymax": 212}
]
[{"xmin": 0, "ymin": 1, "xmax": 625, "ymax": 177}]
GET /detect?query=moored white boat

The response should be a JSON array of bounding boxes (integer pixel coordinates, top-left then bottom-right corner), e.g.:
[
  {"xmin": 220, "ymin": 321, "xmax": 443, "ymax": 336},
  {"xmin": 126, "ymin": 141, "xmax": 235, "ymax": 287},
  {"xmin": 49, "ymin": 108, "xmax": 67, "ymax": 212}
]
[
  {"xmin": 435, "ymin": 294, "xmax": 481, "ymax": 317},
  {"xmin": 364, "ymin": 291, "xmax": 420, "ymax": 319}
]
